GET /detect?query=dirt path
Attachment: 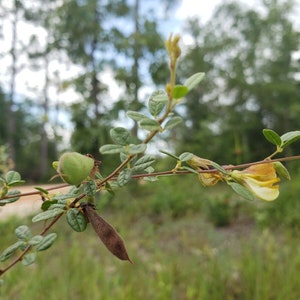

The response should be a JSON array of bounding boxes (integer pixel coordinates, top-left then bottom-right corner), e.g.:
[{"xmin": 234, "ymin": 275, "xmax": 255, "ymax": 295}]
[{"xmin": 0, "ymin": 184, "xmax": 70, "ymax": 220}]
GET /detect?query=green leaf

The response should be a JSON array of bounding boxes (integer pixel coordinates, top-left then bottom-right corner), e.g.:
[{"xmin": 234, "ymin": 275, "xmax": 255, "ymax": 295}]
[
  {"xmin": 32, "ymin": 208, "xmax": 64, "ymax": 223},
  {"xmin": 48, "ymin": 204, "xmax": 67, "ymax": 210},
  {"xmin": 230, "ymin": 182, "xmax": 254, "ymax": 201},
  {"xmin": 145, "ymin": 166, "xmax": 155, "ymax": 173},
  {"xmin": 100, "ymin": 144, "xmax": 125, "ymax": 154},
  {"xmin": 173, "ymin": 85, "xmax": 188, "ymax": 99},
  {"xmin": 28, "ymin": 235, "xmax": 43, "ymax": 246},
  {"xmin": 120, "ymin": 152, "xmax": 131, "ymax": 162},
  {"xmin": 210, "ymin": 162, "xmax": 227, "ymax": 174},
  {"xmin": 184, "ymin": 72, "xmax": 205, "ymax": 92},
  {"xmin": 34, "ymin": 187, "xmax": 49, "ymax": 194},
  {"xmin": 164, "ymin": 116, "xmax": 183, "ymax": 130},
  {"xmin": 5, "ymin": 171, "xmax": 21, "ymax": 184},
  {"xmin": 133, "ymin": 155, "xmax": 156, "ymax": 172},
  {"xmin": 118, "ymin": 169, "xmax": 133, "ymax": 186},
  {"xmin": 41, "ymin": 199, "xmax": 58, "ymax": 211},
  {"xmin": 273, "ymin": 162, "xmax": 291, "ymax": 180},
  {"xmin": 139, "ymin": 118, "xmax": 161, "ymax": 131},
  {"xmin": 159, "ymin": 150, "xmax": 179, "ymax": 160},
  {"xmin": 126, "ymin": 111, "xmax": 148, "ymax": 122},
  {"xmin": 153, "ymin": 92, "xmax": 169, "ymax": 102},
  {"xmin": 84, "ymin": 181, "xmax": 97, "ymax": 197},
  {"xmin": 22, "ymin": 253, "xmax": 36, "ymax": 266},
  {"xmin": 110, "ymin": 127, "xmax": 131, "ymax": 146},
  {"xmin": 66, "ymin": 208, "xmax": 87, "ymax": 232},
  {"xmin": 5, "ymin": 171, "xmax": 25, "ymax": 187},
  {"xmin": 179, "ymin": 152, "xmax": 193, "ymax": 162},
  {"xmin": 36, "ymin": 233, "xmax": 57, "ymax": 251},
  {"xmin": 0, "ymin": 241, "xmax": 24, "ymax": 262},
  {"xmin": 148, "ymin": 90, "xmax": 168, "ymax": 116},
  {"xmin": 0, "ymin": 190, "xmax": 21, "ymax": 206},
  {"xmin": 15, "ymin": 225, "xmax": 31, "ymax": 240},
  {"xmin": 280, "ymin": 131, "xmax": 300, "ymax": 148},
  {"xmin": 127, "ymin": 143, "xmax": 147, "ymax": 154},
  {"xmin": 143, "ymin": 176, "xmax": 158, "ymax": 182},
  {"xmin": 6, "ymin": 189, "xmax": 21, "ymax": 200},
  {"xmin": 181, "ymin": 166, "xmax": 199, "ymax": 175},
  {"xmin": 262, "ymin": 129, "xmax": 281, "ymax": 146}
]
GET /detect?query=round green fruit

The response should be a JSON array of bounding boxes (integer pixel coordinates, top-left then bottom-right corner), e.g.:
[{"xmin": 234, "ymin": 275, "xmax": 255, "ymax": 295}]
[{"xmin": 58, "ymin": 152, "xmax": 94, "ymax": 186}]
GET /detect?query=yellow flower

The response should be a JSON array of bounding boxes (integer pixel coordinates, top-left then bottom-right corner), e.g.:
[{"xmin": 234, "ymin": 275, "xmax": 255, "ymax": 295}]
[
  {"xmin": 187, "ymin": 155, "xmax": 223, "ymax": 186},
  {"xmin": 231, "ymin": 163, "xmax": 280, "ymax": 201}
]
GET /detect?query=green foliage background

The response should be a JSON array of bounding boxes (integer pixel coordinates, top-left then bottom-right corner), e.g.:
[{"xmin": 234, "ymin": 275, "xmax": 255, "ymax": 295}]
[{"xmin": 2, "ymin": 171, "xmax": 300, "ymax": 299}]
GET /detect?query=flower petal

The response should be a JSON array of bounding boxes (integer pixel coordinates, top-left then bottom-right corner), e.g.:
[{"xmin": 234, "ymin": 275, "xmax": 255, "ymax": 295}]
[{"xmin": 242, "ymin": 177, "xmax": 279, "ymax": 201}]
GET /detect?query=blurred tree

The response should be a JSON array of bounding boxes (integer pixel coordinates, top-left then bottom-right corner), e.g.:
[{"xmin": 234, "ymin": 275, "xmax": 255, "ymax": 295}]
[
  {"xmin": 179, "ymin": 0, "xmax": 300, "ymax": 163},
  {"xmin": 24, "ymin": 0, "xmax": 62, "ymax": 177},
  {"xmin": 50, "ymin": 0, "xmax": 179, "ymax": 165},
  {"xmin": 0, "ymin": 0, "xmax": 60, "ymax": 181},
  {"xmin": 1, "ymin": 0, "xmax": 25, "ymax": 163},
  {"xmin": 51, "ymin": 0, "xmax": 131, "ymax": 161},
  {"xmin": 112, "ymin": 0, "xmax": 179, "ymax": 136},
  {"xmin": 0, "ymin": 89, "xmax": 57, "ymax": 180}
]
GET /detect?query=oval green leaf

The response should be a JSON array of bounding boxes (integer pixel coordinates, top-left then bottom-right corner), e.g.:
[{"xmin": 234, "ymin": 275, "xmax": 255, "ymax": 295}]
[
  {"xmin": 126, "ymin": 111, "xmax": 148, "ymax": 122},
  {"xmin": 140, "ymin": 118, "xmax": 161, "ymax": 131},
  {"xmin": 118, "ymin": 169, "xmax": 132, "ymax": 187},
  {"xmin": 5, "ymin": 171, "xmax": 21, "ymax": 184},
  {"xmin": 148, "ymin": 90, "xmax": 168, "ymax": 116},
  {"xmin": 127, "ymin": 143, "xmax": 147, "ymax": 154},
  {"xmin": 210, "ymin": 161, "xmax": 227, "ymax": 174},
  {"xmin": 230, "ymin": 182, "xmax": 254, "ymax": 201},
  {"xmin": 184, "ymin": 72, "xmax": 205, "ymax": 91},
  {"xmin": 0, "ymin": 190, "xmax": 21, "ymax": 205},
  {"xmin": 273, "ymin": 162, "xmax": 291, "ymax": 180},
  {"xmin": 179, "ymin": 152, "xmax": 194, "ymax": 162},
  {"xmin": 133, "ymin": 155, "xmax": 156, "ymax": 172},
  {"xmin": 28, "ymin": 235, "xmax": 43, "ymax": 246},
  {"xmin": 0, "ymin": 241, "xmax": 24, "ymax": 262},
  {"xmin": 262, "ymin": 129, "xmax": 282, "ymax": 146},
  {"xmin": 22, "ymin": 253, "xmax": 36, "ymax": 266},
  {"xmin": 5, "ymin": 171, "xmax": 25, "ymax": 187},
  {"xmin": 110, "ymin": 127, "xmax": 131, "ymax": 146},
  {"xmin": 36, "ymin": 233, "xmax": 57, "ymax": 251},
  {"xmin": 15, "ymin": 225, "xmax": 31, "ymax": 240},
  {"xmin": 32, "ymin": 208, "xmax": 64, "ymax": 223},
  {"xmin": 66, "ymin": 208, "xmax": 87, "ymax": 232},
  {"xmin": 159, "ymin": 150, "xmax": 179, "ymax": 160},
  {"xmin": 84, "ymin": 180, "xmax": 97, "ymax": 197},
  {"xmin": 173, "ymin": 85, "xmax": 188, "ymax": 99},
  {"xmin": 164, "ymin": 116, "xmax": 183, "ymax": 130},
  {"xmin": 280, "ymin": 130, "xmax": 300, "ymax": 148},
  {"xmin": 100, "ymin": 144, "xmax": 125, "ymax": 154}
]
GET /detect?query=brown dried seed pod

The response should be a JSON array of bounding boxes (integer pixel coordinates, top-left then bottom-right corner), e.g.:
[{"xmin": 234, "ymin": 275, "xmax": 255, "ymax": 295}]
[{"xmin": 82, "ymin": 204, "xmax": 133, "ymax": 264}]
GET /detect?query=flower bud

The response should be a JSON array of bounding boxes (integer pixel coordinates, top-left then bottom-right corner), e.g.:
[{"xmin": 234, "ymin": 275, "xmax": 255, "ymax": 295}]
[{"xmin": 187, "ymin": 155, "xmax": 222, "ymax": 186}]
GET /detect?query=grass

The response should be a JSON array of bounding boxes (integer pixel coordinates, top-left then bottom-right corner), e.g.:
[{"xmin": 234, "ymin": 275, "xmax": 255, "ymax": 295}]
[{"xmin": 1, "ymin": 175, "xmax": 300, "ymax": 299}]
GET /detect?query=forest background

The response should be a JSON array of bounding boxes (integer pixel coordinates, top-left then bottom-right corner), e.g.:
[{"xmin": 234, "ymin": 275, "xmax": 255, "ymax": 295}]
[
  {"xmin": 1, "ymin": 1, "xmax": 300, "ymax": 299},
  {"xmin": 1, "ymin": 0, "xmax": 299, "ymax": 181}
]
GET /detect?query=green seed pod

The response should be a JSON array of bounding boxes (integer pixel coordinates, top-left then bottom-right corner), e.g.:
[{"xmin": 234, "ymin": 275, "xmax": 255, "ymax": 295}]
[{"xmin": 57, "ymin": 152, "xmax": 94, "ymax": 186}]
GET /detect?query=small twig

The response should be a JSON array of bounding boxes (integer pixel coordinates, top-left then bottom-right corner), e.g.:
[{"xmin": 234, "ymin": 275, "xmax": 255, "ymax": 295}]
[{"xmin": 2, "ymin": 183, "xmax": 69, "ymax": 200}]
